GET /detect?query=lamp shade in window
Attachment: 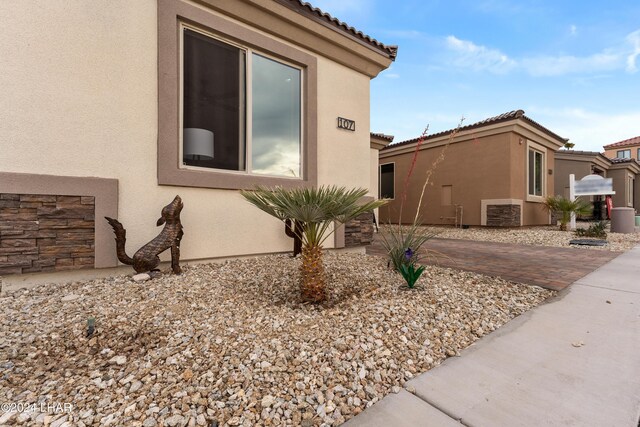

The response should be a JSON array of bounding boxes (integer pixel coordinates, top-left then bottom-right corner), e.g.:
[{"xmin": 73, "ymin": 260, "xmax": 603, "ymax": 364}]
[{"xmin": 183, "ymin": 128, "xmax": 214, "ymax": 160}]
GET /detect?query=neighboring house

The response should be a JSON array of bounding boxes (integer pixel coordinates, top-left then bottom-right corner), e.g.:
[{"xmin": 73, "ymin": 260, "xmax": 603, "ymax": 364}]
[
  {"xmin": 602, "ymin": 136, "xmax": 640, "ymax": 211},
  {"xmin": 603, "ymin": 136, "xmax": 640, "ymax": 161},
  {"xmin": 378, "ymin": 110, "xmax": 566, "ymax": 227},
  {"xmin": 607, "ymin": 159, "xmax": 639, "ymax": 210},
  {"xmin": 555, "ymin": 149, "xmax": 640, "ymax": 216},
  {"xmin": 0, "ymin": 0, "xmax": 396, "ymax": 277},
  {"xmin": 554, "ymin": 150, "xmax": 612, "ymax": 219}
]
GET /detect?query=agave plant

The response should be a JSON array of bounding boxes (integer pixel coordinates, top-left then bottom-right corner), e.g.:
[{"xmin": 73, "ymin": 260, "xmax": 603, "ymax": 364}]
[
  {"xmin": 544, "ymin": 196, "xmax": 592, "ymax": 231},
  {"xmin": 241, "ymin": 186, "xmax": 387, "ymax": 303}
]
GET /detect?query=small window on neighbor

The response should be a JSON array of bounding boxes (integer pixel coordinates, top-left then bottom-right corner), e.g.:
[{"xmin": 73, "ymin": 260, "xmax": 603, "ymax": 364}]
[
  {"xmin": 617, "ymin": 149, "xmax": 631, "ymax": 159},
  {"xmin": 528, "ymin": 148, "xmax": 544, "ymax": 197},
  {"xmin": 380, "ymin": 163, "xmax": 394, "ymax": 199},
  {"xmin": 442, "ymin": 185, "xmax": 452, "ymax": 206}
]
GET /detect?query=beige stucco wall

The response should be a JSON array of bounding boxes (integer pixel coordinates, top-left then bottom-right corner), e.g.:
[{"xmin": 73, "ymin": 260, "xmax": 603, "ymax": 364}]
[
  {"xmin": 509, "ymin": 133, "xmax": 555, "ymax": 226},
  {"xmin": 608, "ymin": 167, "xmax": 640, "ymax": 208},
  {"xmin": 316, "ymin": 56, "xmax": 371, "ymax": 191},
  {"xmin": 379, "ymin": 133, "xmax": 514, "ymax": 226},
  {"xmin": 554, "ymin": 159, "xmax": 593, "ymax": 198},
  {"xmin": 0, "ymin": 1, "xmax": 374, "ymax": 264},
  {"xmin": 608, "ymin": 169, "xmax": 630, "ymax": 209}
]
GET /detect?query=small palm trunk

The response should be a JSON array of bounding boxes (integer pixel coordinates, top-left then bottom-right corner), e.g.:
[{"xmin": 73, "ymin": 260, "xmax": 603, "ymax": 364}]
[{"xmin": 300, "ymin": 244, "xmax": 326, "ymax": 303}]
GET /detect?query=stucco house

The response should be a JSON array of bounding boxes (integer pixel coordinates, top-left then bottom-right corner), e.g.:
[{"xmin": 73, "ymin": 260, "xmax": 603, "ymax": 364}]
[
  {"xmin": 378, "ymin": 110, "xmax": 566, "ymax": 227},
  {"xmin": 0, "ymin": 0, "xmax": 396, "ymax": 278},
  {"xmin": 607, "ymin": 159, "xmax": 639, "ymax": 210},
  {"xmin": 601, "ymin": 136, "xmax": 640, "ymax": 211},
  {"xmin": 603, "ymin": 136, "xmax": 640, "ymax": 161},
  {"xmin": 554, "ymin": 149, "xmax": 639, "ymax": 218},
  {"xmin": 554, "ymin": 150, "xmax": 612, "ymax": 219}
]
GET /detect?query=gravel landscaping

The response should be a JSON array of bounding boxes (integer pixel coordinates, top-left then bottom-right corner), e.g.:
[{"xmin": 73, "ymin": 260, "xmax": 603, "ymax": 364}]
[
  {"xmin": 0, "ymin": 253, "xmax": 554, "ymax": 426},
  {"xmin": 407, "ymin": 225, "xmax": 640, "ymax": 252}
]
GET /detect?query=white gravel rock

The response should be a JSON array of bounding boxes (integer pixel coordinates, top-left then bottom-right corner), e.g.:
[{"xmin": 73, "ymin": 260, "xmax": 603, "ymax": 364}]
[
  {"xmin": 132, "ymin": 273, "xmax": 151, "ymax": 282},
  {"xmin": 0, "ymin": 252, "xmax": 554, "ymax": 426},
  {"xmin": 419, "ymin": 225, "xmax": 640, "ymax": 252}
]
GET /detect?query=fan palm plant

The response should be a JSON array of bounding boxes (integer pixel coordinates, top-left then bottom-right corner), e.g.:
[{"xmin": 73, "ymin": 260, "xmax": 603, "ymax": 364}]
[
  {"xmin": 544, "ymin": 195, "xmax": 592, "ymax": 231},
  {"xmin": 241, "ymin": 186, "xmax": 387, "ymax": 303}
]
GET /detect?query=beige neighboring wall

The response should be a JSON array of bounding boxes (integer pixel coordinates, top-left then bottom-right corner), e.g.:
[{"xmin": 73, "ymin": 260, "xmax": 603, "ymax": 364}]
[
  {"xmin": 608, "ymin": 162, "xmax": 640, "ymax": 209},
  {"xmin": 554, "ymin": 151, "xmax": 612, "ymax": 202},
  {"xmin": 555, "ymin": 159, "xmax": 594, "ymax": 197},
  {"xmin": 379, "ymin": 132, "xmax": 514, "ymax": 226},
  {"xmin": 0, "ymin": 0, "xmax": 388, "ymax": 268},
  {"xmin": 379, "ymin": 116, "xmax": 563, "ymax": 226}
]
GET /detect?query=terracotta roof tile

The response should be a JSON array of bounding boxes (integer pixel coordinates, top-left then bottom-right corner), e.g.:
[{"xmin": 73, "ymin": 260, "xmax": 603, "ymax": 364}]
[
  {"xmin": 610, "ymin": 157, "xmax": 640, "ymax": 164},
  {"xmin": 370, "ymin": 132, "xmax": 394, "ymax": 142},
  {"xmin": 603, "ymin": 136, "xmax": 640, "ymax": 149},
  {"xmin": 277, "ymin": 0, "xmax": 397, "ymax": 60},
  {"xmin": 383, "ymin": 110, "xmax": 567, "ymax": 150},
  {"xmin": 557, "ymin": 150, "xmax": 603, "ymax": 156}
]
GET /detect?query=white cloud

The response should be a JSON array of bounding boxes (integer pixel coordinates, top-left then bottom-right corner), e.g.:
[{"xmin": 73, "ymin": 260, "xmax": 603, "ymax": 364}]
[
  {"xmin": 444, "ymin": 29, "xmax": 640, "ymax": 76},
  {"xmin": 626, "ymin": 30, "xmax": 640, "ymax": 73},
  {"xmin": 445, "ymin": 36, "xmax": 516, "ymax": 74},
  {"xmin": 521, "ymin": 53, "xmax": 620, "ymax": 76},
  {"xmin": 570, "ymin": 25, "xmax": 578, "ymax": 36},
  {"xmin": 526, "ymin": 107, "xmax": 640, "ymax": 152}
]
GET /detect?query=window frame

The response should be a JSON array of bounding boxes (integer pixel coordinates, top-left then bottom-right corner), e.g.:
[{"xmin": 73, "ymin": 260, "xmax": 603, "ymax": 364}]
[
  {"xmin": 379, "ymin": 162, "xmax": 395, "ymax": 200},
  {"xmin": 617, "ymin": 149, "xmax": 631, "ymax": 159},
  {"xmin": 179, "ymin": 24, "xmax": 304, "ymax": 178},
  {"xmin": 526, "ymin": 140, "xmax": 546, "ymax": 202},
  {"xmin": 158, "ymin": 0, "xmax": 317, "ymax": 190}
]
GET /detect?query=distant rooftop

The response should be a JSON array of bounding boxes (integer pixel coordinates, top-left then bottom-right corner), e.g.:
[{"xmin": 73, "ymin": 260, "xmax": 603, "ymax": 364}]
[
  {"xmin": 278, "ymin": 0, "xmax": 398, "ymax": 60},
  {"xmin": 557, "ymin": 150, "xmax": 604, "ymax": 156},
  {"xmin": 603, "ymin": 135, "xmax": 640, "ymax": 149},
  {"xmin": 370, "ymin": 132, "xmax": 394, "ymax": 142},
  {"xmin": 383, "ymin": 110, "xmax": 567, "ymax": 150},
  {"xmin": 610, "ymin": 157, "xmax": 640, "ymax": 164}
]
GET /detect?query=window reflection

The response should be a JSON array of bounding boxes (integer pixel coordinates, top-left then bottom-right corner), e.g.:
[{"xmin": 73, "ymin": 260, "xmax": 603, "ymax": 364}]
[{"xmin": 251, "ymin": 54, "xmax": 301, "ymax": 177}]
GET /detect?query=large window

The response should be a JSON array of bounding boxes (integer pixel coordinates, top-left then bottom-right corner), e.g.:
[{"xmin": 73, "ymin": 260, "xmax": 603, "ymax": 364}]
[
  {"xmin": 380, "ymin": 163, "xmax": 395, "ymax": 199},
  {"xmin": 157, "ymin": 0, "xmax": 318, "ymax": 190},
  {"xmin": 617, "ymin": 149, "xmax": 631, "ymax": 159},
  {"xmin": 182, "ymin": 27, "xmax": 301, "ymax": 177},
  {"xmin": 527, "ymin": 145, "xmax": 545, "ymax": 199}
]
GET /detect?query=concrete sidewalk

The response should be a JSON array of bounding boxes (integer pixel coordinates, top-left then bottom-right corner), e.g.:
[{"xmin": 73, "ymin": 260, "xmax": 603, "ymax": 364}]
[{"xmin": 345, "ymin": 245, "xmax": 640, "ymax": 427}]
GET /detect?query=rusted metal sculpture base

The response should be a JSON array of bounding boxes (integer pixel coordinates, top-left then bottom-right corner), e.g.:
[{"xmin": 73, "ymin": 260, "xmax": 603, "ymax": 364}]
[
  {"xmin": 285, "ymin": 218, "xmax": 304, "ymax": 257},
  {"xmin": 105, "ymin": 195, "xmax": 184, "ymax": 274}
]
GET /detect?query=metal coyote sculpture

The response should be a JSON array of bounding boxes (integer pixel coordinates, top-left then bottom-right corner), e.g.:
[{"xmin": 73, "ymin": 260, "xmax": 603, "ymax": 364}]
[{"xmin": 105, "ymin": 195, "xmax": 184, "ymax": 274}]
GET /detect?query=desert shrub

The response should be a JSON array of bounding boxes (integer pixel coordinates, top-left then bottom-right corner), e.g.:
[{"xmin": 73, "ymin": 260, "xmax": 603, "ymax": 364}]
[
  {"xmin": 381, "ymin": 119, "xmax": 464, "ymax": 289},
  {"xmin": 543, "ymin": 196, "xmax": 592, "ymax": 231},
  {"xmin": 241, "ymin": 186, "xmax": 386, "ymax": 303},
  {"xmin": 574, "ymin": 221, "xmax": 608, "ymax": 239}
]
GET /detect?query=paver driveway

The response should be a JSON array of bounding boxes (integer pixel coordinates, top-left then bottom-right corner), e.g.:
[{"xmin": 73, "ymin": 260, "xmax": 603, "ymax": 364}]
[{"xmin": 366, "ymin": 235, "xmax": 621, "ymax": 291}]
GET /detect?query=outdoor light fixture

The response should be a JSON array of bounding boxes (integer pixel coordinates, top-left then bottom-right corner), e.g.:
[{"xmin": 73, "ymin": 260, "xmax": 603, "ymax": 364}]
[{"xmin": 183, "ymin": 128, "xmax": 214, "ymax": 160}]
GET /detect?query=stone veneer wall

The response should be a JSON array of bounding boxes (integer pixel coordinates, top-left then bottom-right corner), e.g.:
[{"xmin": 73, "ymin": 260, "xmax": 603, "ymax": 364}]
[
  {"xmin": 486, "ymin": 204, "xmax": 521, "ymax": 227},
  {"xmin": 344, "ymin": 212, "xmax": 374, "ymax": 247},
  {"xmin": 0, "ymin": 194, "xmax": 95, "ymax": 275}
]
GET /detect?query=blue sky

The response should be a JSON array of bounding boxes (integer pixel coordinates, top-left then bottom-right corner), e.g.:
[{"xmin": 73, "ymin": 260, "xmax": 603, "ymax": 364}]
[{"xmin": 311, "ymin": 0, "xmax": 640, "ymax": 151}]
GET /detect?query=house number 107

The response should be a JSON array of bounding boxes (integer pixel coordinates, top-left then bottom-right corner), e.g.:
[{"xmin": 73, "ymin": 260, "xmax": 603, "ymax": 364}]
[{"xmin": 337, "ymin": 117, "xmax": 356, "ymax": 131}]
